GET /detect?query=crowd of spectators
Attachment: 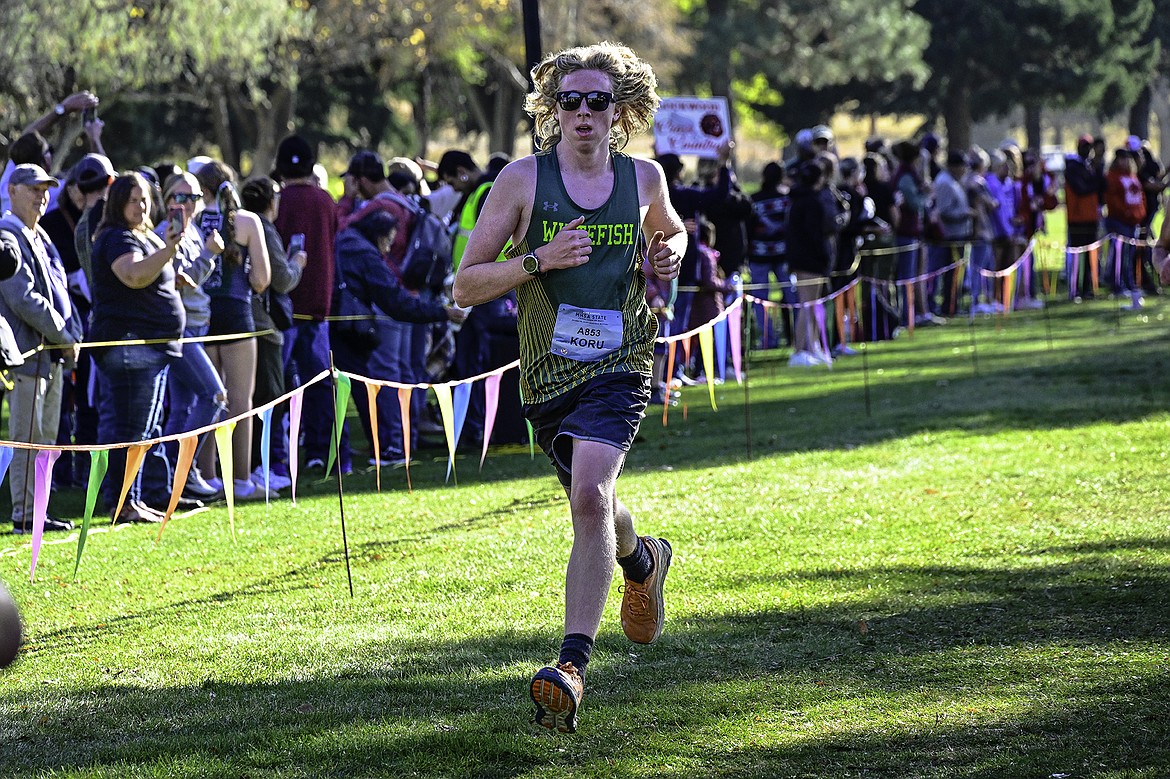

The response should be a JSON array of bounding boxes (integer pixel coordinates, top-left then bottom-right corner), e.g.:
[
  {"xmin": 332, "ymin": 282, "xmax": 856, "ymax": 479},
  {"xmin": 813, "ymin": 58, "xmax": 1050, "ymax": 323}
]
[
  {"xmin": 651, "ymin": 122, "xmax": 1168, "ymax": 386},
  {"xmin": 3, "ymin": 91, "xmax": 1167, "ymax": 531},
  {"xmin": 0, "ymin": 92, "xmax": 517, "ymax": 534}
]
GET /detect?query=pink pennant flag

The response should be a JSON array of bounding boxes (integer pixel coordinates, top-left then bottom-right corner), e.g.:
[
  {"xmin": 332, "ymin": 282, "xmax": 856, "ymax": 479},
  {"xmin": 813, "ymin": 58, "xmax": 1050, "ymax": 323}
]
[
  {"xmin": 481, "ymin": 374, "xmax": 501, "ymax": 469},
  {"xmin": 398, "ymin": 387, "xmax": 413, "ymax": 492},
  {"xmin": 29, "ymin": 449, "xmax": 62, "ymax": 582},
  {"xmin": 289, "ymin": 388, "xmax": 303, "ymax": 505},
  {"xmin": 366, "ymin": 382, "xmax": 382, "ymax": 492},
  {"xmin": 112, "ymin": 444, "xmax": 150, "ymax": 524},
  {"xmin": 160, "ymin": 436, "xmax": 198, "ymax": 539},
  {"xmin": 729, "ymin": 300, "xmax": 742, "ymax": 383}
]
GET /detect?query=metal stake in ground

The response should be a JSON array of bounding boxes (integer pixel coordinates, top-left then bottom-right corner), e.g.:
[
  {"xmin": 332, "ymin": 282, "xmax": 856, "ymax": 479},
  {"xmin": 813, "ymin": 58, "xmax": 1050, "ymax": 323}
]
[
  {"xmin": 1042, "ymin": 297, "xmax": 1053, "ymax": 350},
  {"xmin": 742, "ymin": 301, "xmax": 753, "ymax": 460},
  {"xmin": 967, "ymin": 313, "xmax": 980, "ymax": 377},
  {"xmin": 861, "ymin": 341, "xmax": 872, "ymax": 417},
  {"xmin": 328, "ymin": 351, "xmax": 354, "ymax": 598}
]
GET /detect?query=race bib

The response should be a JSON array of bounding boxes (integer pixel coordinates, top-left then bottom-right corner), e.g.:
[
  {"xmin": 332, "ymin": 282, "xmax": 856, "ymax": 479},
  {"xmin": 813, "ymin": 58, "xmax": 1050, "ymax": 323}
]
[{"xmin": 550, "ymin": 305, "xmax": 623, "ymax": 362}]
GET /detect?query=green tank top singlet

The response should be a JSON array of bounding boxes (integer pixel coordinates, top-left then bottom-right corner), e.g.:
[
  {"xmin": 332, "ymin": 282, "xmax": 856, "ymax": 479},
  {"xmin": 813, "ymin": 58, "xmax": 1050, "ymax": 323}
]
[{"xmin": 511, "ymin": 147, "xmax": 656, "ymax": 404}]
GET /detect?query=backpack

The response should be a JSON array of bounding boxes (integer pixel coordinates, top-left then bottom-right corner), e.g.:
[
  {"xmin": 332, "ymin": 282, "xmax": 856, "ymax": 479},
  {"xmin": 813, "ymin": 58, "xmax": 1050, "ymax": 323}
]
[{"xmin": 385, "ymin": 192, "xmax": 453, "ymax": 292}]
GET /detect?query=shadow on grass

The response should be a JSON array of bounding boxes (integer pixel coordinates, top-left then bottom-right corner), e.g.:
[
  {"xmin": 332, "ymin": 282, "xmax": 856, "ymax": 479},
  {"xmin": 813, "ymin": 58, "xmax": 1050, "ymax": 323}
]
[{"xmin": 3, "ymin": 535, "xmax": 1167, "ymax": 777}]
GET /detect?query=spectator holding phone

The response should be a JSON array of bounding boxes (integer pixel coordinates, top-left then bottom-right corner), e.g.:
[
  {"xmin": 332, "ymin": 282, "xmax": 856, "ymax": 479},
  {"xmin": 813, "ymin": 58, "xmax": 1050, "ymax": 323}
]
[
  {"xmin": 156, "ymin": 171, "xmax": 228, "ymax": 504},
  {"xmin": 89, "ymin": 172, "xmax": 183, "ymax": 523},
  {"xmin": 193, "ymin": 161, "xmax": 271, "ymax": 499}
]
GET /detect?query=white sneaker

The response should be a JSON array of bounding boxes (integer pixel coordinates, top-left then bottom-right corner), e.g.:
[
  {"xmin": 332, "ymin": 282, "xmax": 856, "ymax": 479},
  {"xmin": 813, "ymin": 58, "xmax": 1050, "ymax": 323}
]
[{"xmin": 788, "ymin": 351, "xmax": 823, "ymax": 368}]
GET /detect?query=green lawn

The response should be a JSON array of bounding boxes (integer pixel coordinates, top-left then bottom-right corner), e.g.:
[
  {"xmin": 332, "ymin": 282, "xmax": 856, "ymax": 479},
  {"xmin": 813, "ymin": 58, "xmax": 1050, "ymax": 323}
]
[{"xmin": 2, "ymin": 298, "xmax": 1168, "ymax": 778}]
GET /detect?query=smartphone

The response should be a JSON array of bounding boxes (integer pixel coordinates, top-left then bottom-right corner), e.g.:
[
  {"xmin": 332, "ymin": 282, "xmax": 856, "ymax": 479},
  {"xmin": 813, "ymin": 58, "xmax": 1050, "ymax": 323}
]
[
  {"xmin": 82, "ymin": 106, "xmax": 97, "ymax": 124},
  {"xmin": 168, "ymin": 206, "xmax": 186, "ymax": 233},
  {"xmin": 289, "ymin": 233, "xmax": 305, "ymax": 254}
]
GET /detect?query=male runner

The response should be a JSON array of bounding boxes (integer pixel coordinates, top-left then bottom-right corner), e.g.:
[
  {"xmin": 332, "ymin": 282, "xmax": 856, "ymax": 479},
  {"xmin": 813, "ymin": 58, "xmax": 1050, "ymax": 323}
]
[{"xmin": 452, "ymin": 41, "xmax": 688, "ymax": 733}]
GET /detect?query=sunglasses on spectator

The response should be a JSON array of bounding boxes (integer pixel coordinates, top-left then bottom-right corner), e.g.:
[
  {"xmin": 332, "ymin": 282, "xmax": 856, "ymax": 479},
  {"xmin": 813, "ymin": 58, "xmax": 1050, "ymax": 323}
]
[
  {"xmin": 172, "ymin": 192, "xmax": 203, "ymax": 204},
  {"xmin": 555, "ymin": 91, "xmax": 614, "ymax": 112}
]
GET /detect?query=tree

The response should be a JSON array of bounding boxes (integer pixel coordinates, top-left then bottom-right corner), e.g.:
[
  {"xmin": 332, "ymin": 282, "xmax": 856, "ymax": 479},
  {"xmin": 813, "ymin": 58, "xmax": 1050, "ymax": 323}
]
[
  {"xmin": 909, "ymin": 0, "xmax": 1155, "ymax": 151},
  {"xmin": 675, "ymin": 0, "xmax": 929, "ymax": 137}
]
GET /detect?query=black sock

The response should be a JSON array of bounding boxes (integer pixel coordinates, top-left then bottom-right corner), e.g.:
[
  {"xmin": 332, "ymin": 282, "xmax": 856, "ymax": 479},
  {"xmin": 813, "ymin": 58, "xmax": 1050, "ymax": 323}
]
[
  {"xmin": 617, "ymin": 536, "xmax": 653, "ymax": 584},
  {"xmin": 558, "ymin": 633, "xmax": 593, "ymax": 678}
]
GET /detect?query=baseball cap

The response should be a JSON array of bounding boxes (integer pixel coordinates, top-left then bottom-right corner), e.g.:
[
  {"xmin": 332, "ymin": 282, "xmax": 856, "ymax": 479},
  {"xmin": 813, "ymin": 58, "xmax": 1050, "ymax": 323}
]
[
  {"xmin": 9, "ymin": 164, "xmax": 59, "ymax": 188},
  {"xmin": 344, "ymin": 150, "xmax": 386, "ymax": 181},
  {"xmin": 275, "ymin": 134, "xmax": 316, "ymax": 179},
  {"xmin": 811, "ymin": 124, "xmax": 834, "ymax": 142},
  {"xmin": 69, "ymin": 154, "xmax": 116, "ymax": 194}
]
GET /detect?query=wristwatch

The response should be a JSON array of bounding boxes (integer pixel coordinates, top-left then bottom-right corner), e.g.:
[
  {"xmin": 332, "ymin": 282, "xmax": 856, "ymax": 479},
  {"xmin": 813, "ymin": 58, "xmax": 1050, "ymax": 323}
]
[
  {"xmin": 54, "ymin": 103, "xmax": 65, "ymax": 116},
  {"xmin": 522, "ymin": 252, "xmax": 541, "ymax": 275}
]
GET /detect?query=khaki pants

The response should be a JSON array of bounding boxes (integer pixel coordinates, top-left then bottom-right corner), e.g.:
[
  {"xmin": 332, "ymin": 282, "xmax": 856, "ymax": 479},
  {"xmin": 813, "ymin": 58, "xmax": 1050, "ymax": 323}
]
[{"xmin": 7, "ymin": 363, "xmax": 63, "ymax": 525}]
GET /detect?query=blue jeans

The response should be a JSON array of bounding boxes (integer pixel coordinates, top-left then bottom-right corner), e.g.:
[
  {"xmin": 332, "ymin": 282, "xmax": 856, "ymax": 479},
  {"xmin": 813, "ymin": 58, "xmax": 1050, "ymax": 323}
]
[
  {"xmin": 164, "ymin": 323, "xmax": 227, "ymax": 462},
  {"xmin": 336, "ymin": 317, "xmax": 410, "ymax": 460},
  {"xmin": 748, "ymin": 261, "xmax": 792, "ymax": 348},
  {"xmin": 1104, "ymin": 218, "xmax": 1138, "ymax": 293},
  {"xmin": 285, "ymin": 320, "xmax": 348, "ymax": 468},
  {"xmin": 95, "ymin": 344, "xmax": 174, "ymax": 509}
]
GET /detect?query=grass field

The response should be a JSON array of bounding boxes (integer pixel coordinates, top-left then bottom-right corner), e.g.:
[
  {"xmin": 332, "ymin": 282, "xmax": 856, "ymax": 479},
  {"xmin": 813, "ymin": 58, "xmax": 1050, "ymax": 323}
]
[{"xmin": 1, "ymin": 298, "xmax": 1169, "ymax": 778}]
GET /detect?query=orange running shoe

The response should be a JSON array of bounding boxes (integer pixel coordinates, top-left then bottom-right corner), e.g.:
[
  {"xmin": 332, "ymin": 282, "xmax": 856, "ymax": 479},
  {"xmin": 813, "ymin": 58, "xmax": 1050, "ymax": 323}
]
[
  {"xmin": 620, "ymin": 536, "xmax": 672, "ymax": 644},
  {"xmin": 530, "ymin": 662, "xmax": 584, "ymax": 733}
]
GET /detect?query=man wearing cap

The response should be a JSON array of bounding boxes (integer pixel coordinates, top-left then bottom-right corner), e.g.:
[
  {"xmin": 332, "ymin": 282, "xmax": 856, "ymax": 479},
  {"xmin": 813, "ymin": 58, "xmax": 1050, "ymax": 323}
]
[
  {"xmin": 336, "ymin": 149, "xmax": 420, "ymax": 466},
  {"xmin": 1064, "ymin": 135, "xmax": 1105, "ymax": 299},
  {"xmin": 0, "ymin": 165, "xmax": 82, "ymax": 534},
  {"xmin": 39, "ymin": 154, "xmax": 115, "ymax": 486},
  {"xmin": 272, "ymin": 134, "xmax": 344, "ymax": 474}
]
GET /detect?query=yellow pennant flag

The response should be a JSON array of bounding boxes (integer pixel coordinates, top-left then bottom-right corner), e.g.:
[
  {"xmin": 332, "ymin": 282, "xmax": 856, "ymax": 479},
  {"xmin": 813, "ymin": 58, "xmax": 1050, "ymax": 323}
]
[
  {"xmin": 432, "ymin": 384, "xmax": 456, "ymax": 481},
  {"xmin": 215, "ymin": 422, "xmax": 237, "ymax": 540},
  {"xmin": 698, "ymin": 325, "xmax": 717, "ymax": 411},
  {"xmin": 111, "ymin": 444, "xmax": 150, "ymax": 524}
]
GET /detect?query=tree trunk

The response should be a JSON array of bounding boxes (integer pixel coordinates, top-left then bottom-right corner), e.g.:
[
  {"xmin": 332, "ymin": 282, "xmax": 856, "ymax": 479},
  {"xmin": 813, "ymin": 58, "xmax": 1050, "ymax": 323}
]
[
  {"xmin": 251, "ymin": 83, "xmax": 293, "ymax": 179},
  {"xmin": 415, "ymin": 69, "xmax": 432, "ymax": 161},
  {"xmin": 208, "ymin": 82, "xmax": 239, "ymax": 172},
  {"xmin": 1128, "ymin": 83, "xmax": 1152, "ymax": 140},
  {"xmin": 1153, "ymin": 77, "xmax": 1170, "ymax": 161},
  {"xmin": 705, "ymin": 0, "xmax": 735, "ymax": 128},
  {"xmin": 941, "ymin": 79, "xmax": 971, "ymax": 153},
  {"xmin": 1023, "ymin": 102, "xmax": 1042, "ymax": 151}
]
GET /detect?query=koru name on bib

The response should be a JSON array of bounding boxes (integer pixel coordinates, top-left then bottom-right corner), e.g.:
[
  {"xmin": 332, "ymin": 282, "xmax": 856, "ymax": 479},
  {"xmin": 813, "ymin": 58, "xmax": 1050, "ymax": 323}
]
[{"xmin": 550, "ymin": 305, "xmax": 623, "ymax": 362}]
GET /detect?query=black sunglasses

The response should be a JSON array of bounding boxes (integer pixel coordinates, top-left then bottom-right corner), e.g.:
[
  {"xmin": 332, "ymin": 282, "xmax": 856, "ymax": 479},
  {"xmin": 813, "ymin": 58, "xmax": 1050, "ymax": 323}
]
[
  {"xmin": 556, "ymin": 91, "xmax": 614, "ymax": 112},
  {"xmin": 172, "ymin": 192, "xmax": 203, "ymax": 204}
]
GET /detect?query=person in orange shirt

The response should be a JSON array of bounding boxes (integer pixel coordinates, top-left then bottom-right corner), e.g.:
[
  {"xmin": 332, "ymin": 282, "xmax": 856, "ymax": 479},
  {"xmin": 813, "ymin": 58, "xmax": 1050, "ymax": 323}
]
[
  {"xmin": 1104, "ymin": 149, "xmax": 1147, "ymax": 308},
  {"xmin": 1063, "ymin": 135, "xmax": 1104, "ymax": 299}
]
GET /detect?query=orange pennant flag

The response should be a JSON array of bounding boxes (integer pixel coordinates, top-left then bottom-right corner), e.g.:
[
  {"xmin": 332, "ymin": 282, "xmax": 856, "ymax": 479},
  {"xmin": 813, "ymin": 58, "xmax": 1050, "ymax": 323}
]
[
  {"xmin": 159, "ymin": 436, "xmax": 197, "ymax": 539},
  {"xmin": 366, "ymin": 382, "xmax": 381, "ymax": 492},
  {"xmin": 111, "ymin": 444, "xmax": 150, "ymax": 524},
  {"xmin": 398, "ymin": 387, "xmax": 412, "ymax": 493}
]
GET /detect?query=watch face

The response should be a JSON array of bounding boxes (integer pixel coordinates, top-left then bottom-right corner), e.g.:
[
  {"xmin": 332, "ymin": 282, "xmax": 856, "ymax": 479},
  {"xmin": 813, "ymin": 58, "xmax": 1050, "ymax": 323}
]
[{"xmin": 523, "ymin": 253, "xmax": 539, "ymax": 274}]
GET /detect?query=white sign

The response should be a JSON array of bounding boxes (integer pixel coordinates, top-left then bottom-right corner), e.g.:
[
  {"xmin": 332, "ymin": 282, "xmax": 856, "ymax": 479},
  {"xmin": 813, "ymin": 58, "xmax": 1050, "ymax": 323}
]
[{"xmin": 653, "ymin": 96, "xmax": 730, "ymax": 159}]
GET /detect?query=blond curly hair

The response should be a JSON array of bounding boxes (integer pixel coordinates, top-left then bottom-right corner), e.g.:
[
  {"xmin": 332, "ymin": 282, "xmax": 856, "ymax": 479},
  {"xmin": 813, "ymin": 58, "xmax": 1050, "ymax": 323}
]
[{"xmin": 525, "ymin": 41, "xmax": 660, "ymax": 153}]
